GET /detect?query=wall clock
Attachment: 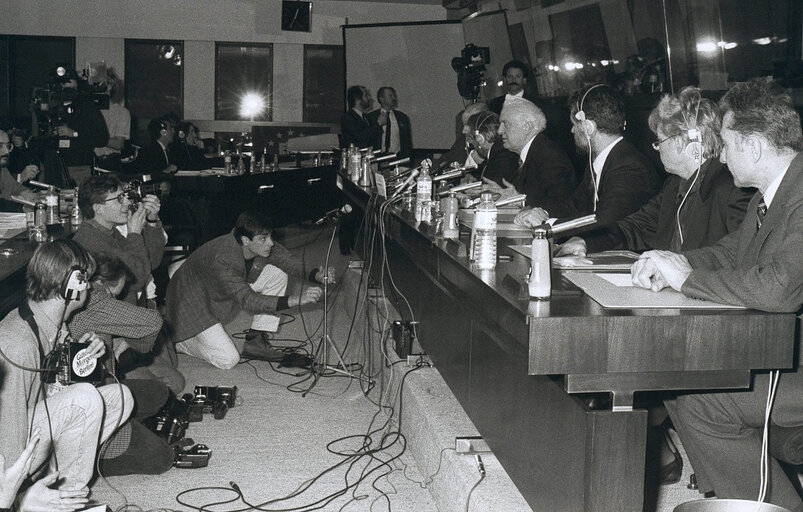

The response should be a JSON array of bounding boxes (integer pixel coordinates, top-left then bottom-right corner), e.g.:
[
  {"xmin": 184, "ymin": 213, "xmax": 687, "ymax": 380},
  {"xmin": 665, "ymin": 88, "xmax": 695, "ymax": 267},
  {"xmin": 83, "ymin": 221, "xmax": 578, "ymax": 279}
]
[{"xmin": 281, "ymin": 1, "xmax": 312, "ymax": 32}]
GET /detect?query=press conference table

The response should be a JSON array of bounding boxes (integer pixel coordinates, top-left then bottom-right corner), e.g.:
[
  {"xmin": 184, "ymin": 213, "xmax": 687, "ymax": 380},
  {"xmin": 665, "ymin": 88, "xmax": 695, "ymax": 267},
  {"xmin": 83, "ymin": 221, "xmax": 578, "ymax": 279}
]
[{"xmin": 338, "ymin": 175, "xmax": 797, "ymax": 512}]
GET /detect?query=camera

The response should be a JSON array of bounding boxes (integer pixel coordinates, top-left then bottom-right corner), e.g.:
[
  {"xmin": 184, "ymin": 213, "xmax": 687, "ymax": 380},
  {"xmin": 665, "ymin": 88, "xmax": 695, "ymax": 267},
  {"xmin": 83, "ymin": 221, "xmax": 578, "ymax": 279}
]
[
  {"xmin": 451, "ymin": 44, "xmax": 490, "ymax": 100},
  {"xmin": 125, "ymin": 178, "xmax": 162, "ymax": 212},
  {"xmin": 173, "ymin": 442, "xmax": 212, "ymax": 468},
  {"xmin": 32, "ymin": 65, "xmax": 110, "ymax": 140},
  {"xmin": 193, "ymin": 385, "xmax": 238, "ymax": 420},
  {"xmin": 44, "ymin": 336, "xmax": 104, "ymax": 386}
]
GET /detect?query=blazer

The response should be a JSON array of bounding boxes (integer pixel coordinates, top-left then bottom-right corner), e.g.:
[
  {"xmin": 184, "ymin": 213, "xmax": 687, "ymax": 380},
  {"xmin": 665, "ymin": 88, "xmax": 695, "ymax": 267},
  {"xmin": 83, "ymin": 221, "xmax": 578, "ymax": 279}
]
[
  {"xmin": 541, "ymin": 138, "xmax": 660, "ymax": 225},
  {"xmin": 366, "ymin": 109, "xmax": 413, "ymax": 158},
  {"xmin": 515, "ymin": 132, "xmax": 577, "ymax": 207},
  {"xmin": 682, "ymin": 151, "xmax": 803, "ymax": 313},
  {"xmin": 473, "ymin": 142, "xmax": 520, "ymax": 187},
  {"xmin": 586, "ymin": 159, "xmax": 753, "ymax": 252},
  {"xmin": 340, "ymin": 109, "xmax": 382, "ymax": 149},
  {"xmin": 165, "ymin": 233, "xmax": 305, "ymax": 343},
  {"xmin": 134, "ymin": 141, "xmax": 171, "ymax": 178}
]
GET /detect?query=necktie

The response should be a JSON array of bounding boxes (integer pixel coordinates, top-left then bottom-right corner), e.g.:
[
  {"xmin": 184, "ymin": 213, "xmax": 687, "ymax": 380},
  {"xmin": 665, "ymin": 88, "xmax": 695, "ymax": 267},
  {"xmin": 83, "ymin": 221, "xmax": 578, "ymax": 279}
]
[
  {"xmin": 384, "ymin": 111, "xmax": 392, "ymax": 152},
  {"xmin": 756, "ymin": 197, "xmax": 767, "ymax": 230}
]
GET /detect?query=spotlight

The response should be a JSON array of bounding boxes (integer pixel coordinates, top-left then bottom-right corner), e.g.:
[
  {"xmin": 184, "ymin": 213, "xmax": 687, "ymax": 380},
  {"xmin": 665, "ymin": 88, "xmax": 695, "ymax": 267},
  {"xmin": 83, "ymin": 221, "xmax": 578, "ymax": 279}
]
[
  {"xmin": 239, "ymin": 92, "xmax": 266, "ymax": 119},
  {"xmin": 696, "ymin": 41, "xmax": 718, "ymax": 53}
]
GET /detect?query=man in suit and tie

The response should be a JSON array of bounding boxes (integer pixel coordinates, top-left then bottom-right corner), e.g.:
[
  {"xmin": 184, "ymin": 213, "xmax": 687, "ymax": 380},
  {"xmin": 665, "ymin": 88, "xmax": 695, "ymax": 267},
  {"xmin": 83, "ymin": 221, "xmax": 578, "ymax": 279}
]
[
  {"xmin": 133, "ymin": 117, "xmax": 177, "ymax": 180},
  {"xmin": 464, "ymin": 111, "xmax": 519, "ymax": 187},
  {"xmin": 515, "ymin": 85, "xmax": 660, "ymax": 227},
  {"xmin": 340, "ymin": 85, "xmax": 382, "ymax": 149},
  {"xmin": 489, "ymin": 60, "xmax": 538, "ymax": 115},
  {"xmin": 367, "ymin": 87, "xmax": 412, "ymax": 158},
  {"xmin": 493, "ymin": 98, "xmax": 576, "ymax": 205},
  {"xmin": 632, "ymin": 79, "xmax": 803, "ymax": 512}
]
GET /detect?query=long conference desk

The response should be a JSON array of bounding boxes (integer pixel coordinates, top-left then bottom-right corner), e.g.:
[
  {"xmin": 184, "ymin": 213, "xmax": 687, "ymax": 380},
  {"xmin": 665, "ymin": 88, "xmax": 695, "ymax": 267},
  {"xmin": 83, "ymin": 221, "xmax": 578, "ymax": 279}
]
[{"xmin": 338, "ymin": 173, "xmax": 797, "ymax": 511}]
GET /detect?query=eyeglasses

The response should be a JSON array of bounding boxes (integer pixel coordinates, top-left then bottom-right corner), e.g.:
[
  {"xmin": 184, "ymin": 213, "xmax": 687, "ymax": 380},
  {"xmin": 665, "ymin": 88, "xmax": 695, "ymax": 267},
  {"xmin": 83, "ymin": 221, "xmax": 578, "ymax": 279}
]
[
  {"xmin": 652, "ymin": 135, "xmax": 677, "ymax": 151},
  {"xmin": 101, "ymin": 192, "xmax": 129, "ymax": 205},
  {"xmin": 1, "ymin": 142, "xmax": 13, "ymax": 151}
]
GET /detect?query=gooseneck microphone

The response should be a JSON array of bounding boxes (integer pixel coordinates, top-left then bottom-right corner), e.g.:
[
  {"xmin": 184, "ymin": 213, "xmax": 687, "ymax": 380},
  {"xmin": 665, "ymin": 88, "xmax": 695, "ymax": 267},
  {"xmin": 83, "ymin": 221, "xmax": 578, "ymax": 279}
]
[
  {"xmin": 315, "ymin": 204, "xmax": 353, "ymax": 224},
  {"xmin": 390, "ymin": 169, "xmax": 420, "ymax": 199}
]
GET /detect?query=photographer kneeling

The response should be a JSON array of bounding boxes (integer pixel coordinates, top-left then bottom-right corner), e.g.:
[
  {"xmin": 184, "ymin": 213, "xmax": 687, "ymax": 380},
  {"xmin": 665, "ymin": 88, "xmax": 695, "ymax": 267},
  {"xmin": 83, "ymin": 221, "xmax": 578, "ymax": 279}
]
[{"xmin": 0, "ymin": 240, "xmax": 133, "ymax": 509}]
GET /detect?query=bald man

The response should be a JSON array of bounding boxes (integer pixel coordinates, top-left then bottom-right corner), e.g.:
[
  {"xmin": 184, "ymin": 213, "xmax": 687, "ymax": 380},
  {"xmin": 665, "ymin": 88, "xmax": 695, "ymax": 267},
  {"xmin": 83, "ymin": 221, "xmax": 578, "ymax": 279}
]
[{"xmin": 496, "ymin": 99, "xmax": 576, "ymax": 206}]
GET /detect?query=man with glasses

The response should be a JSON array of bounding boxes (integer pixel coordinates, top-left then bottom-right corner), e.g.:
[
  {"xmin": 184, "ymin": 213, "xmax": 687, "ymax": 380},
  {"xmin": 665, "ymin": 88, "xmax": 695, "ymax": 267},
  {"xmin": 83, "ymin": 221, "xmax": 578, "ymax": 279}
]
[
  {"xmin": 0, "ymin": 130, "xmax": 39, "ymax": 204},
  {"xmin": 556, "ymin": 87, "xmax": 753, "ymax": 256}
]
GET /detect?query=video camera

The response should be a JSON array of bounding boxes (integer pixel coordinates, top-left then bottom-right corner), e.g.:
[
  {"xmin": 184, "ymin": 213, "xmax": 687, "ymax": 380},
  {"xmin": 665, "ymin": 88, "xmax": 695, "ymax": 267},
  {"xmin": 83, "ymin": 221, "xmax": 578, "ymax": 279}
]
[
  {"xmin": 451, "ymin": 44, "xmax": 490, "ymax": 100},
  {"xmin": 31, "ymin": 65, "xmax": 110, "ymax": 137}
]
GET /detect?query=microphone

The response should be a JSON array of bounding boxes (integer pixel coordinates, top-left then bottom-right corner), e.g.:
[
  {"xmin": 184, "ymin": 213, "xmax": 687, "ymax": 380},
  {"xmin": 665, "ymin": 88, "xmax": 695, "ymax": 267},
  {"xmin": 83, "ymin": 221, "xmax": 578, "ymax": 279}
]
[
  {"xmin": 315, "ymin": 204, "xmax": 353, "ymax": 225},
  {"xmin": 28, "ymin": 180, "xmax": 59, "ymax": 191},
  {"xmin": 432, "ymin": 169, "xmax": 464, "ymax": 182},
  {"xmin": 390, "ymin": 169, "xmax": 420, "ymax": 199}
]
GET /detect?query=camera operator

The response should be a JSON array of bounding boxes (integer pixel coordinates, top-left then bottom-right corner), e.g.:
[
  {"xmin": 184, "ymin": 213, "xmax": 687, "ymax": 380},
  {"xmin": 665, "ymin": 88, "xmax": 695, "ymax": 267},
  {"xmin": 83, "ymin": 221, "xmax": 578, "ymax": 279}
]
[
  {"xmin": 0, "ymin": 240, "xmax": 133, "ymax": 508},
  {"xmin": 50, "ymin": 67, "xmax": 109, "ymax": 186}
]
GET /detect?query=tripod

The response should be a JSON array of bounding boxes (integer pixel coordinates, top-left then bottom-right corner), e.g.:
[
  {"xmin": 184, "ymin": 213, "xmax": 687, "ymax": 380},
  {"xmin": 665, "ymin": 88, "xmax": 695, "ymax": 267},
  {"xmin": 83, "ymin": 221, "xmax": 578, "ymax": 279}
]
[{"xmin": 311, "ymin": 215, "xmax": 369, "ymax": 384}]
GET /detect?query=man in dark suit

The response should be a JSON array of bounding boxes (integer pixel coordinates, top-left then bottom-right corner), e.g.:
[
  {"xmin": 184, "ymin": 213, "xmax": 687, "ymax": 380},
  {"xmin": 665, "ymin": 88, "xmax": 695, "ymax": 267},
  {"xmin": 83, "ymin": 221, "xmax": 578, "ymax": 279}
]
[
  {"xmin": 632, "ymin": 79, "xmax": 803, "ymax": 512},
  {"xmin": 464, "ymin": 111, "xmax": 518, "ymax": 187},
  {"xmin": 493, "ymin": 98, "xmax": 575, "ymax": 205},
  {"xmin": 367, "ymin": 87, "xmax": 412, "ymax": 158},
  {"xmin": 133, "ymin": 117, "xmax": 177, "ymax": 180},
  {"xmin": 488, "ymin": 60, "xmax": 539, "ymax": 115},
  {"xmin": 515, "ymin": 85, "xmax": 660, "ymax": 227},
  {"xmin": 340, "ymin": 85, "xmax": 382, "ymax": 149}
]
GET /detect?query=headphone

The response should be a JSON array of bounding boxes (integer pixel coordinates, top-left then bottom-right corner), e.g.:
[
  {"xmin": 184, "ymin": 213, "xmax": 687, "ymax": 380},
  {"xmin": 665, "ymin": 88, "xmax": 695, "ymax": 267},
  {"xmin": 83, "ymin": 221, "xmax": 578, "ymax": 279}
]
[
  {"xmin": 473, "ymin": 112, "xmax": 494, "ymax": 142},
  {"xmin": 676, "ymin": 91, "xmax": 704, "ymax": 247},
  {"xmin": 575, "ymin": 84, "xmax": 608, "ymax": 211},
  {"xmin": 574, "ymin": 84, "xmax": 608, "ymax": 126},
  {"xmin": 60, "ymin": 265, "xmax": 88, "ymax": 301}
]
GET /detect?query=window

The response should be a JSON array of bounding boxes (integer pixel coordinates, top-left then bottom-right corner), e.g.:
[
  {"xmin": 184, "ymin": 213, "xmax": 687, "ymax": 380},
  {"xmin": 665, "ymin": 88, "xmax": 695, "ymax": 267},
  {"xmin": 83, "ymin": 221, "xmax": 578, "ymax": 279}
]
[
  {"xmin": 215, "ymin": 43, "xmax": 273, "ymax": 121},
  {"xmin": 303, "ymin": 45, "xmax": 343, "ymax": 123},
  {"xmin": 0, "ymin": 35, "xmax": 75, "ymax": 124},
  {"xmin": 124, "ymin": 39, "xmax": 183, "ymax": 120}
]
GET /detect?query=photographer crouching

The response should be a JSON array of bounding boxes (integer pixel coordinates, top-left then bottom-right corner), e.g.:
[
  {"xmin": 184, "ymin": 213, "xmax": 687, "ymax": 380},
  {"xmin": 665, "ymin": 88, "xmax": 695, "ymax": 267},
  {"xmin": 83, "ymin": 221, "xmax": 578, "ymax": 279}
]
[{"xmin": 0, "ymin": 240, "xmax": 133, "ymax": 510}]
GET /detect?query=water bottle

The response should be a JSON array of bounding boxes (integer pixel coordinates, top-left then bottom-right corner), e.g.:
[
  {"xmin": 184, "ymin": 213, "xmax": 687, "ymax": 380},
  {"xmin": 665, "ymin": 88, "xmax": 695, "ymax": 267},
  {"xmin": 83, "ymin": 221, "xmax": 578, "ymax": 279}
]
[
  {"xmin": 441, "ymin": 192, "xmax": 459, "ymax": 239},
  {"xmin": 349, "ymin": 146, "xmax": 361, "ymax": 182},
  {"xmin": 359, "ymin": 151, "xmax": 372, "ymax": 187},
  {"xmin": 528, "ymin": 229, "xmax": 551, "ymax": 300},
  {"xmin": 260, "ymin": 151, "xmax": 266, "ymax": 173},
  {"xmin": 415, "ymin": 160, "xmax": 432, "ymax": 222},
  {"xmin": 470, "ymin": 191, "xmax": 497, "ymax": 270},
  {"xmin": 70, "ymin": 187, "xmax": 82, "ymax": 228},
  {"xmin": 45, "ymin": 186, "xmax": 60, "ymax": 226},
  {"xmin": 224, "ymin": 151, "xmax": 232, "ymax": 173}
]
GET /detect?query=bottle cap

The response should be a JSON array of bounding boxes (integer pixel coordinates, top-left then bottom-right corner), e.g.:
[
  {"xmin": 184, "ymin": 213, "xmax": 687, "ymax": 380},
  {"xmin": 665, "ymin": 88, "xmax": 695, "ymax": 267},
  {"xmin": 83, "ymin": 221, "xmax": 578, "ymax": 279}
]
[{"xmin": 480, "ymin": 191, "xmax": 493, "ymax": 201}]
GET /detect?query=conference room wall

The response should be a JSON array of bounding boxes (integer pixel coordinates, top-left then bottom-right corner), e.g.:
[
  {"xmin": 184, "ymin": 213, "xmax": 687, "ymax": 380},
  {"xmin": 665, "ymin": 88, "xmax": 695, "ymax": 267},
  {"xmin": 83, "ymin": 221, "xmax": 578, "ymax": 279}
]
[{"xmin": 2, "ymin": 0, "xmax": 446, "ymax": 125}]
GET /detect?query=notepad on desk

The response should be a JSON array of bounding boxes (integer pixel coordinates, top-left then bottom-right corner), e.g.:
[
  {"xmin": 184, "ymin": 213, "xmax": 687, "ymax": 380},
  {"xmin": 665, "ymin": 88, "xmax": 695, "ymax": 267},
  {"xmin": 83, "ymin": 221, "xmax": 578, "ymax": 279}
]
[
  {"xmin": 509, "ymin": 247, "xmax": 640, "ymax": 270},
  {"xmin": 563, "ymin": 270, "xmax": 745, "ymax": 309}
]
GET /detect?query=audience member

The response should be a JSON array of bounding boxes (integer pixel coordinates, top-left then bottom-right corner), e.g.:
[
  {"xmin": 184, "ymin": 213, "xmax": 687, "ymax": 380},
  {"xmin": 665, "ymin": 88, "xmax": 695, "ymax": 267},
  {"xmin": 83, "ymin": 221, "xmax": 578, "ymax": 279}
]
[
  {"xmin": 515, "ymin": 84, "xmax": 660, "ymax": 227},
  {"xmin": 170, "ymin": 121, "xmax": 207, "ymax": 170},
  {"xmin": 0, "ymin": 130, "xmax": 38, "ymax": 204},
  {"xmin": 7, "ymin": 128, "xmax": 39, "ymax": 183},
  {"xmin": 495, "ymin": 98, "xmax": 576, "ymax": 205},
  {"xmin": 134, "ymin": 117, "xmax": 177, "ymax": 179},
  {"xmin": 0, "ymin": 240, "xmax": 133, "ymax": 507},
  {"xmin": 165, "ymin": 211, "xmax": 329, "ymax": 369},
  {"xmin": 631, "ymin": 78, "xmax": 803, "ymax": 511},
  {"xmin": 558, "ymin": 86, "xmax": 752, "ymax": 255},
  {"xmin": 340, "ymin": 86, "xmax": 382, "ymax": 148},
  {"xmin": 94, "ymin": 77, "xmax": 131, "ymax": 169},
  {"xmin": 367, "ymin": 87, "xmax": 412, "ymax": 158}
]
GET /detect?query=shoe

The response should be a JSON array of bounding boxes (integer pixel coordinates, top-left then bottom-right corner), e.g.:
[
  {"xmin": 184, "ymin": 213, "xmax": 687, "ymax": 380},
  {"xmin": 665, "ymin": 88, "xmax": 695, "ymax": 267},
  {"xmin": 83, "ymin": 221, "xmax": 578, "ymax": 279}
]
[
  {"xmin": 658, "ymin": 426, "xmax": 683, "ymax": 485},
  {"xmin": 241, "ymin": 331, "xmax": 285, "ymax": 362},
  {"xmin": 645, "ymin": 424, "xmax": 684, "ymax": 486}
]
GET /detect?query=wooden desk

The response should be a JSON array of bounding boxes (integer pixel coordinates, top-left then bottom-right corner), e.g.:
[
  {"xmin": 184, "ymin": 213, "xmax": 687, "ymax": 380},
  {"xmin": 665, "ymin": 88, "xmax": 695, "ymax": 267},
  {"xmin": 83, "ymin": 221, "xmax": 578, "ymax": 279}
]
[
  {"xmin": 172, "ymin": 165, "xmax": 340, "ymax": 240},
  {"xmin": 339, "ymin": 175, "xmax": 797, "ymax": 511}
]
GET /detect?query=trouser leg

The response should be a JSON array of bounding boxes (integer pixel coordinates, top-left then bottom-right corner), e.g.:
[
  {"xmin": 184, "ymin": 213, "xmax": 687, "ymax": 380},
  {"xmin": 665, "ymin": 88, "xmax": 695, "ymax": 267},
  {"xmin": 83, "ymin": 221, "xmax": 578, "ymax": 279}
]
[{"xmin": 175, "ymin": 323, "xmax": 240, "ymax": 369}]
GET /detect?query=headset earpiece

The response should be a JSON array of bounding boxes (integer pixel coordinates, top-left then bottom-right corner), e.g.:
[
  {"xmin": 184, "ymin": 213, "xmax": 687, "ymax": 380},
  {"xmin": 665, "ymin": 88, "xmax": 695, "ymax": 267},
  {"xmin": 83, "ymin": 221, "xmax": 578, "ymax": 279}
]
[
  {"xmin": 574, "ymin": 111, "xmax": 586, "ymax": 122},
  {"xmin": 61, "ymin": 266, "xmax": 88, "ymax": 301},
  {"xmin": 685, "ymin": 141, "xmax": 702, "ymax": 161}
]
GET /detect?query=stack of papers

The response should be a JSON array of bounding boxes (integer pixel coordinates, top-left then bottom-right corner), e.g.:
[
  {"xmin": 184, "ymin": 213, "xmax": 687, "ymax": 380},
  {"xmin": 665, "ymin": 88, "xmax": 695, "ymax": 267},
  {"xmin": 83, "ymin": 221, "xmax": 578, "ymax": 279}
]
[{"xmin": 0, "ymin": 212, "xmax": 27, "ymax": 240}]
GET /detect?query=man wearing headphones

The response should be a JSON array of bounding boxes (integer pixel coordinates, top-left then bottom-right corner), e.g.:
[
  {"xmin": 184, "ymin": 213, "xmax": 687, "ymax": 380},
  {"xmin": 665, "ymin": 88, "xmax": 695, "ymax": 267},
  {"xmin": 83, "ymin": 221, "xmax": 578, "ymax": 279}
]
[
  {"xmin": 515, "ymin": 85, "xmax": 660, "ymax": 228},
  {"xmin": 132, "ymin": 116, "xmax": 178, "ymax": 180},
  {"xmin": 0, "ymin": 240, "xmax": 133, "ymax": 509},
  {"xmin": 557, "ymin": 86, "xmax": 753, "ymax": 256},
  {"xmin": 464, "ymin": 111, "xmax": 519, "ymax": 187}
]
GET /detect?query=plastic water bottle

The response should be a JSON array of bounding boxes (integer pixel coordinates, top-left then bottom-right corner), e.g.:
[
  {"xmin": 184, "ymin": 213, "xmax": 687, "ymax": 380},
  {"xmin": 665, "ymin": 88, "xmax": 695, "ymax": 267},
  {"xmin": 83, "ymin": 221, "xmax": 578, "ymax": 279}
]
[
  {"xmin": 45, "ymin": 186, "xmax": 60, "ymax": 226},
  {"xmin": 415, "ymin": 160, "xmax": 432, "ymax": 222},
  {"xmin": 70, "ymin": 187, "xmax": 82, "ymax": 228},
  {"xmin": 471, "ymin": 191, "xmax": 497, "ymax": 270},
  {"xmin": 528, "ymin": 229, "xmax": 551, "ymax": 299}
]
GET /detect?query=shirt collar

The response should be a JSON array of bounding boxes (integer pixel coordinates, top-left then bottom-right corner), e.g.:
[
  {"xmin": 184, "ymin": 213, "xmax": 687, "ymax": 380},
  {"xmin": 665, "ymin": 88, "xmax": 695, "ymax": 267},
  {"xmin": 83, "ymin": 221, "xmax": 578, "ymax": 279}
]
[
  {"xmin": 763, "ymin": 163, "xmax": 790, "ymax": 207},
  {"xmin": 519, "ymin": 135, "xmax": 536, "ymax": 163},
  {"xmin": 505, "ymin": 90, "xmax": 524, "ymax": 101},
  {"xmin": 592, "ymin": 136, "xmax": 623, "ymax": 180}
]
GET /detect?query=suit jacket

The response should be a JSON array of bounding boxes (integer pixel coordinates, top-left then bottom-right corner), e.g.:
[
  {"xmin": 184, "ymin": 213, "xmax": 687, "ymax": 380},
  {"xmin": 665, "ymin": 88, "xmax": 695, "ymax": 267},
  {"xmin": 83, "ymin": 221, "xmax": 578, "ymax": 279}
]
[
  {"xmin": 681, "ymin": 152, "xmax": 803, "ymax": 313},
  {"xmin": 586, "ymin": 159, "xmax": 753, "ymax": 252},
  {"xmin": 541, "ymin": 138, "xmax": 660, "ymax": 226},
  {"xmin": 366, "ymin": 109, "xmax": 413, "ymax": 158},
  {"xmin": 165, "ymin": 233, "xmax": 305, "ymax": 343},
  {"xmin": 472, "ymin": 142, "xmax": 519, "ymax": 187},
  {"xmin": 515, "ymin": 132, "xmax": 577, "ymax": 207},
  {"xmin": 134, "ymin": 141, "xmax": 171, "ymax": 178},
  {"xmin": 340, "ymin": 109, "xmax": 382, "ymax": 149}
]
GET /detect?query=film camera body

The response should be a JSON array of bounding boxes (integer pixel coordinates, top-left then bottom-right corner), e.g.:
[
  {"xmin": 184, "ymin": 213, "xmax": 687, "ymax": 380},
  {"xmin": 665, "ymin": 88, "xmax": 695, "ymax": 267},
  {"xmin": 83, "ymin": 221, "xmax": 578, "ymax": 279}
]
[
  {"xmin": 451, "ymin": 44, "xmax": 491, "ymax": 100},
  {"xmin": 124, "ymin": 177, "xmax": 162, "ymax": 212}
]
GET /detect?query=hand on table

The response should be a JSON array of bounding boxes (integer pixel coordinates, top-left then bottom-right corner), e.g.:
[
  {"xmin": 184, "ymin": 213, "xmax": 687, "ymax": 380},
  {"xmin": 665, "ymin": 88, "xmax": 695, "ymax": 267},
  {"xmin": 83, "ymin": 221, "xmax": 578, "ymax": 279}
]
[
  {"xmin": 555, "ymin": 236, "xmax": 587, "ymax": 257},
  {"xmin": 631, "ymin": 250, "xmax": 692, "ymax": 292},
  {"xmin": 513, "ymin": 207, "xmax": 549, "ymax": 228}
]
